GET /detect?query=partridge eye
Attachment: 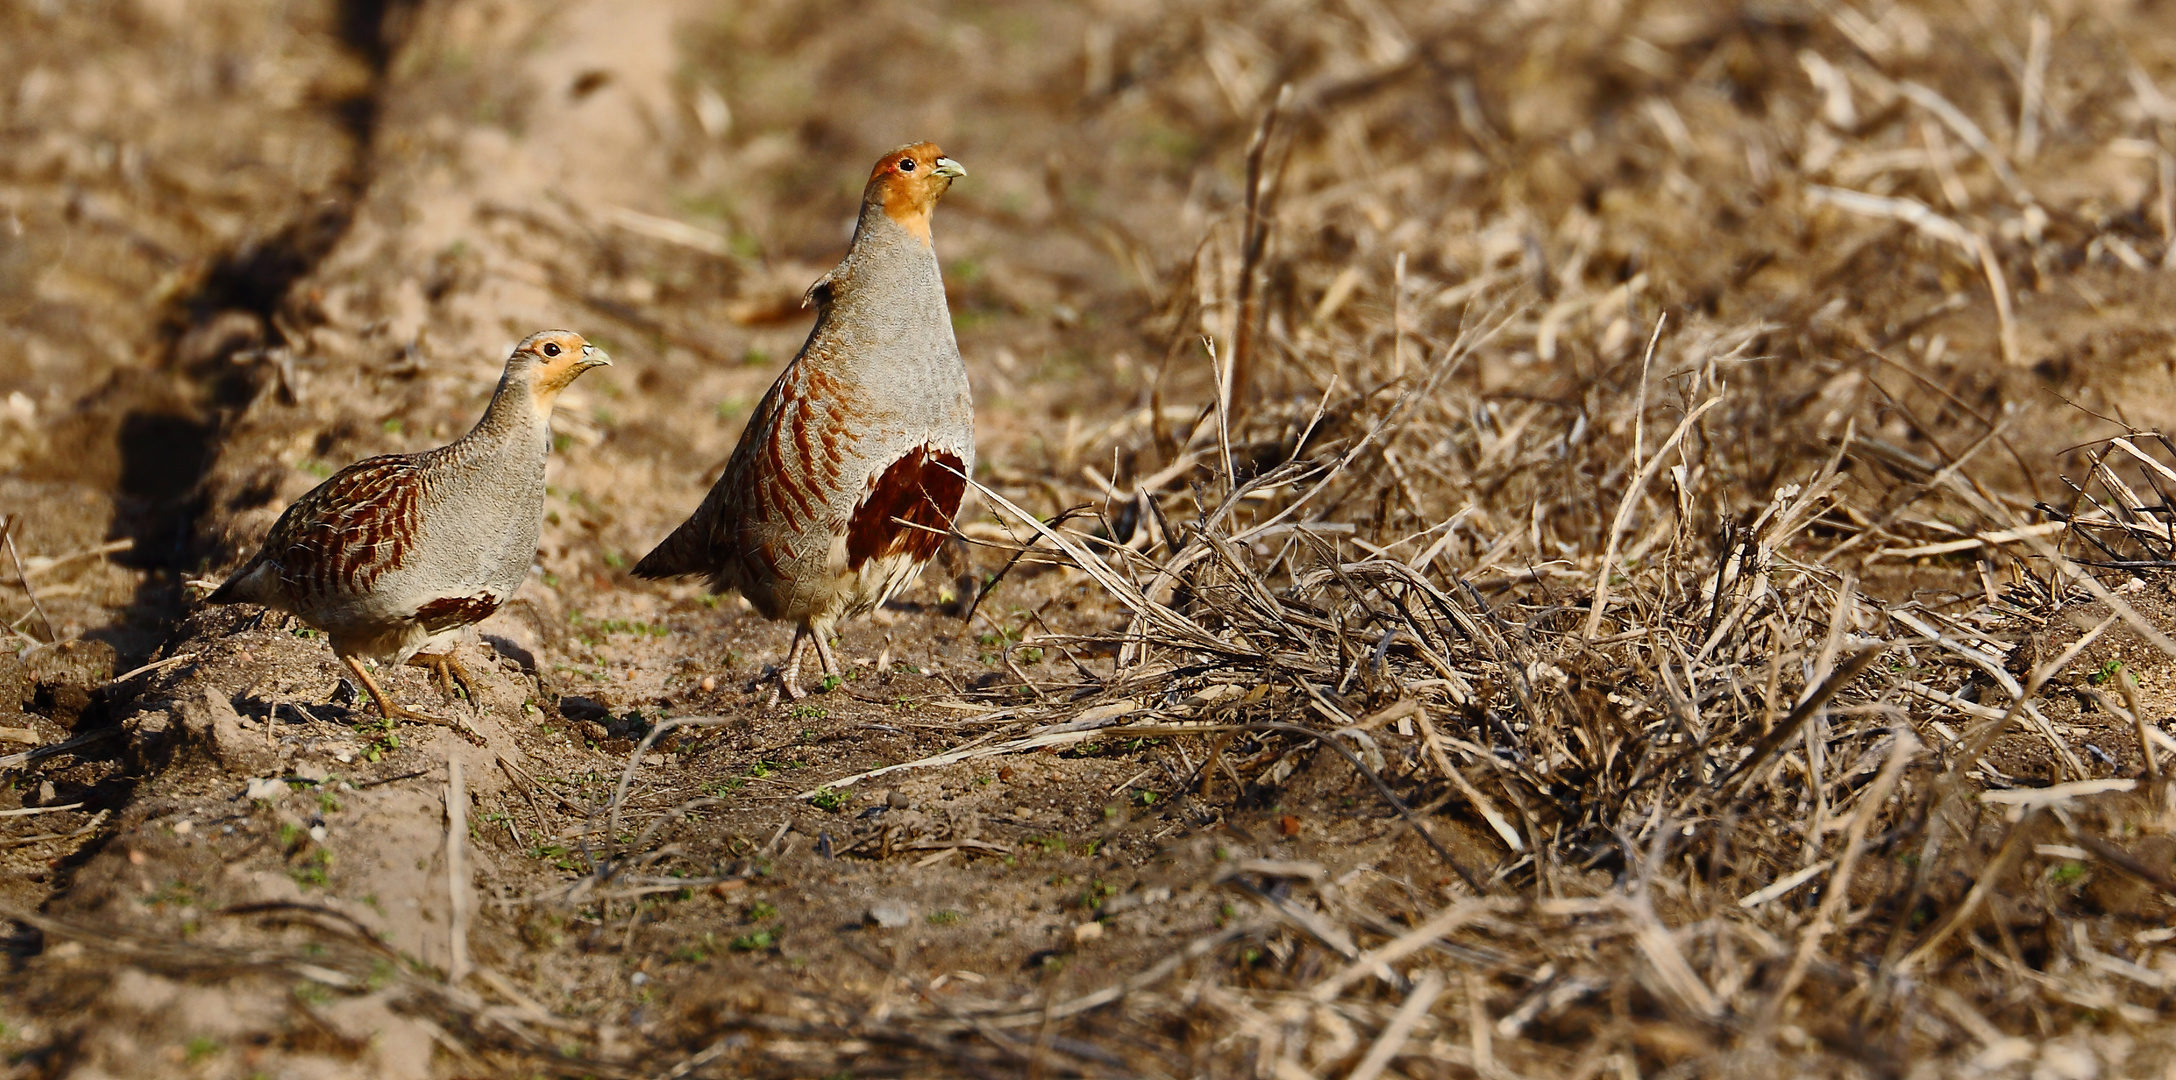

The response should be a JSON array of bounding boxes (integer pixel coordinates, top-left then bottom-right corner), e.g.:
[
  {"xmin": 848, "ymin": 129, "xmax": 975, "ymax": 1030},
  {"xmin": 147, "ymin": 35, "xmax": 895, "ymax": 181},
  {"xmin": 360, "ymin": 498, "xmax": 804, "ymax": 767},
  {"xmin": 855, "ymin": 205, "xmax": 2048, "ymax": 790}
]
[
  {"xmin": 542, "ymin": 342, "xmax": 562, "ymax": 357},
  {"xmin": 898, "ymin": 157, "xmax": 917, "ymax": 173}
]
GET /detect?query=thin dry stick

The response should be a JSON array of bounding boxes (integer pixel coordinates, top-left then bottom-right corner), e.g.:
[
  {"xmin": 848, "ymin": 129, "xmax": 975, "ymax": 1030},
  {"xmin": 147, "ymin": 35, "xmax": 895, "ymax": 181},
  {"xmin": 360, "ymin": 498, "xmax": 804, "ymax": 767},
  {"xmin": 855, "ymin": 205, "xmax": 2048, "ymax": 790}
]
[
  {"xmin": 1630, "ymin": 312, "xmax": 1664, "ymax": 464},
  {"xmin": 1801, "ymin": 576, "xmax": 1858, "ymax": 859},
  {"xmin": 0, "ymin": 809, "xmax": 108, "ymax": 849},
  {"xmin": 1410, "ymin": 703, "xmax": 1523, "ymax": 852},
  {"xmin": 2121, "ymin": 667, "xmax": 2160, "ymax": 787},
  {"xmin": 1767, "ymin": 727, "xmax": 1921, "ymax": 1017},
  {"xmin": 1466, "ymin": 969, "xmax": 1496, "ymax": 1074},
  {"xmin": 106, "ymin": 652, "xmax": 199, "ymax": 686},
  {"xmin": 1346, "ymin": 969, "xmax": 1444, "ymax": 1080},
  {"xmin": 1225, "ymin": 82, "xmax": 1291, "ymax": 418},
  {"xmin": 1, "ymin": 517, "xmax": 55, "ymax": 643},
  {"xmin": 1972, "ymin": 233, "xmax": 2021, "ymax": 367},
  {"xmin": 1922, "ymin": 115, "xmax": 1971, "ymax": 209},
  {"xmin": 1630, "ymin": 891, "xmax": 1722, "ymax": 1019},
  {"xmin": 1898, "ymin": 81, "xmax": 2032, "ymax": 204},
  {"xmin": 446, "ymin": 756, "xmax": 471, "ymax": 984},
  {"xmin": 1585, "ymin": 387, "xmax": 1722, "ymax": 640},
  {"xmin": 2017, "ymin": 12, "xmax": 2051, "ymax": 159},
  {"xmin": 1807, "ymin": 185, "xmax": 1974, "ymax": 248},
  {"xmin": 0, "ymin": 728, "xmax": 121, "ymax": 774},
  {"xmin": 1307, "ymin": 899, "xmax": 1502, "ymax": 1002},
  {"xmin": 2161, "ymin": 151, "xmax": 2176, "ymax": 263},
  {"xmin": 1898, "ymin": 811, "xmax": 2038, "ymax": 972},
  {"xmin": 1392, "ymin": 250, "xmax": 1410, "ymax": 379},
  {"xmin": 1207, "ymin": 337, "xmax": 1236, "ymax": 496},
  {"xmin": 606, "ymin": 716, "xmax": 737, "ymax": 844},
  {"xmin": 0, "ymin": 802, "xmax": 80, "ymax": 817}
]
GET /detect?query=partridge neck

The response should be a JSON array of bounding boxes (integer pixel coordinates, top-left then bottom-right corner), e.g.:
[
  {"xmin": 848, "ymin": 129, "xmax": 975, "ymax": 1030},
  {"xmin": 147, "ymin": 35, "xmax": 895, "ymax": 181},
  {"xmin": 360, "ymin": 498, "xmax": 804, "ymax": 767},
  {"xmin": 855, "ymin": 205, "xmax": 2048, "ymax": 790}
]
[
  {"xmin": 826, "ymin": 203, "xmax": 953, "ymax": 339},
  {"xmin": 455, "ymin": 372, "xmax": 553, "ymax": 463}
]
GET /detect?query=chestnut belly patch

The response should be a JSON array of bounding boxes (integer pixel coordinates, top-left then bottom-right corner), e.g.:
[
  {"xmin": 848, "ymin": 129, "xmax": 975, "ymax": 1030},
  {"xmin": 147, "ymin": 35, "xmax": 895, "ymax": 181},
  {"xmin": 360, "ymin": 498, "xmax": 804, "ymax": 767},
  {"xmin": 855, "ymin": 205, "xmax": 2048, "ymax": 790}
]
[
  {"xmin": 415, "ymin": 593, "xmax": 503, "ymax": 635},
  {"xmin": 846, "ymin": 446, "xmax": 966, "ymax": 570}
]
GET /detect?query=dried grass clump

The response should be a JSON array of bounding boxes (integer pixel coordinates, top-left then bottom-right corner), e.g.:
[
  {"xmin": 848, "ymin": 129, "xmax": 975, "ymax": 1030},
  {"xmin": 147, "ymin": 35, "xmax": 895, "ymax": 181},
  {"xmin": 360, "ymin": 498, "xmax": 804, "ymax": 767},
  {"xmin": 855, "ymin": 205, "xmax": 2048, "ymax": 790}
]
[
  {"xmin": 798, "ymin": 314, "xmax": 2176, "ymax": 1076},
  {"xmin": 654, "ymin": 0, "xmax": 2176, "ymax": 1070},
  {"xmin": 34, "ymin": 0, "xmax": 2176, "ymax": 1075}
]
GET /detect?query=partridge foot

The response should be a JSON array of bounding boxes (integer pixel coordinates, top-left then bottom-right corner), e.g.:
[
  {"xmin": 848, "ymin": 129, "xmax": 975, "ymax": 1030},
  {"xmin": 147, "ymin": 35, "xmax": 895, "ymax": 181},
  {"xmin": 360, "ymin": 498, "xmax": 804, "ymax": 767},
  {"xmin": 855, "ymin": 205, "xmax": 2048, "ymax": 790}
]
[
  {"xmin": 810, "ymin": 631, "xmax": 843, "ymax": 690},
  {"xmin": 343, "ymin": 655, "xmax": 450, "ymax": 725},
  {"xmin": 775, "ymin": 629, "xmax": 813, "ymax": 703},
  {"xmin": 772, "ymin": 627, "xmax": 845, "ymax": 704},
  {"xmin": 406, "ymin": 651, "xmax": 478, "ymax": 704}
]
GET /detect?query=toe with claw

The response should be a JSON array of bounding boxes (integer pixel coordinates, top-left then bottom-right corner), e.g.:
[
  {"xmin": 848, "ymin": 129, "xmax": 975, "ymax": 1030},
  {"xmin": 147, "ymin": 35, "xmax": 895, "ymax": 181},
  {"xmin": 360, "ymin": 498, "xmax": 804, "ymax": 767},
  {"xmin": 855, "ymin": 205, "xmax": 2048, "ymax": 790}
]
[
  {"xmin": 406, "ymin": 651, "xmax": 478, "ymax": 705},
  {"xmin": 343, "ymin": 655, "xmax": 451, "ymax": 725}
]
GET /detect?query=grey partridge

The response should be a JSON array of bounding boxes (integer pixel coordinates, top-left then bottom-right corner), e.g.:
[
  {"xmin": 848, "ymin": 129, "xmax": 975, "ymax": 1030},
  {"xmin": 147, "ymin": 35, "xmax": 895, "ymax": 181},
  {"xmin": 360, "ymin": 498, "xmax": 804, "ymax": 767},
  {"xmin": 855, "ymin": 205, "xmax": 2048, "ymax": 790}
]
[
  {"xmin": 635, "ymin": 142, "xmax": 975, "ymax": 699},
  {"xmin": 207, "ymin": 330, "xmax": 610, "ymax": 721}
]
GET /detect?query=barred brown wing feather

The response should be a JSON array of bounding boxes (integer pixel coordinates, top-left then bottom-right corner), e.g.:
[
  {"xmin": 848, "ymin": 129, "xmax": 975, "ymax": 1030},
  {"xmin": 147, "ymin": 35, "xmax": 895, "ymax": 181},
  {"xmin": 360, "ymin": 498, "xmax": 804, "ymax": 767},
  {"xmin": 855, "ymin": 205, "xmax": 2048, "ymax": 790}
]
[
  {"xmin": 636, "ymin": 371, "xmax": 802, "ymax": 590},
  {"xmin": 847, "ymin": 446, "xmax": 966, "ymax": 569},
  {"xmin": 734, "ymin": 365, "xmax": 836, "ymax": 541},
  {"xmin": 263, "ymin": 456, "xmax": 425, "ymax": 601}
]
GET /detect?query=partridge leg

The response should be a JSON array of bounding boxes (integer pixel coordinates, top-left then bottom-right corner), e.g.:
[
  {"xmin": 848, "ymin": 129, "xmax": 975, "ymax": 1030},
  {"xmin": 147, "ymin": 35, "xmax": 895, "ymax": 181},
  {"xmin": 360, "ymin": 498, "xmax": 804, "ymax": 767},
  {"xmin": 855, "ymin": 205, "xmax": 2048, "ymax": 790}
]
[
  {"xmin": 810, "ymin": 628, "xmax": 843, "ymax": 691},
  {"xmin": 406, "ymin": 651, "xmax": 478, "ymax": 704},
  {"xmin": 342, "ymin": 655, "xmax": 439, "ymax": 724},
  {"xmin": 776, "ymin": 627, "xmax": 814, "ymax": 702}
]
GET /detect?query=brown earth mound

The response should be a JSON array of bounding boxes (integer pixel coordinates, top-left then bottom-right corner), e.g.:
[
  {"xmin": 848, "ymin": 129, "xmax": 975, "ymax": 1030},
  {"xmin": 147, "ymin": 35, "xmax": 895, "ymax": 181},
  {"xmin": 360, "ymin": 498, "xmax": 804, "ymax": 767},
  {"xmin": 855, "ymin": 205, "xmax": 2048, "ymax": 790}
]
[{"xmin": 7, "ymin": 0, "xmax": 2176, "ymax": 1076}]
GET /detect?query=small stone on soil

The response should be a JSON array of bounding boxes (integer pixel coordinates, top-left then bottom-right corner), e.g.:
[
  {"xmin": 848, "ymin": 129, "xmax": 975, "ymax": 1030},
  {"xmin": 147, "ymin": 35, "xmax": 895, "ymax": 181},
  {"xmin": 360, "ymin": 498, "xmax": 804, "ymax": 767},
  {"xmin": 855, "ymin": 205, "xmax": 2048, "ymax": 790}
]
[{"xmin": 865, "ymin": 900, "xmax": 913, "ymax": 928}]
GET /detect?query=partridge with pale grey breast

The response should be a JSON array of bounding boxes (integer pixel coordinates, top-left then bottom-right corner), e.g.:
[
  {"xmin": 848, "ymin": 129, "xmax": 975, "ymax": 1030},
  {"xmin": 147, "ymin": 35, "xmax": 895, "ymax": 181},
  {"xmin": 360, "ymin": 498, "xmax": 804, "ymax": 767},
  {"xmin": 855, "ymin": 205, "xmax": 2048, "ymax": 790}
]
[
  {"xmin": 634, "ymin": 142, "xmax": 975, "ymax": 700},
  {"xmin": 207, "ymin": 330, "xmax": 610, "ymax": 721}
]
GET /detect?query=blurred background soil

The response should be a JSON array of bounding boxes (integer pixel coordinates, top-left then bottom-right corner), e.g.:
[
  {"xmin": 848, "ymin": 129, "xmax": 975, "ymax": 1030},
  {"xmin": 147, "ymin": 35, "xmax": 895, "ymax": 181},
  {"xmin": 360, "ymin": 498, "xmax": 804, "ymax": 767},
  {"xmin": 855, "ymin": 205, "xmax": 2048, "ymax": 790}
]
[{"xmin": 8, "ymin": 0, "xmax": 2176, "ymax": 1076}]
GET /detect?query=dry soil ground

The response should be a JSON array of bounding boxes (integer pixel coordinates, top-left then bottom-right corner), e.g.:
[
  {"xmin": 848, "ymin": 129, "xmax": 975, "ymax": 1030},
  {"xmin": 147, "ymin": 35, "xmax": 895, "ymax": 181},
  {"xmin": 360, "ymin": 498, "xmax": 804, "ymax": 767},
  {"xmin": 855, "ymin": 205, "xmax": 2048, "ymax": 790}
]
[{"xmin": 10, "ymin": 1, "xmax": 2176, "ymax": 1078}]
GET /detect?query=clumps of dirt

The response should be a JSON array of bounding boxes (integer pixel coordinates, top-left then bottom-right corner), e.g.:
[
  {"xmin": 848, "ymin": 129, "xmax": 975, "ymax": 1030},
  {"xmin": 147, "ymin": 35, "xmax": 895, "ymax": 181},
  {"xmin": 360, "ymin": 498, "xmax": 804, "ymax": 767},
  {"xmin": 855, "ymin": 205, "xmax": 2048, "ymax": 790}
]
[
  {"xmin": 0, "ymin": 0, "xmax": 393, "ymax": 674},
  {"xmin": 18, "ymin": 0, "xmax": 2176, "ymax": 1076},
  {"xmin": 0, "ymin": 654, "xmax": 32, "ymax": 722}
]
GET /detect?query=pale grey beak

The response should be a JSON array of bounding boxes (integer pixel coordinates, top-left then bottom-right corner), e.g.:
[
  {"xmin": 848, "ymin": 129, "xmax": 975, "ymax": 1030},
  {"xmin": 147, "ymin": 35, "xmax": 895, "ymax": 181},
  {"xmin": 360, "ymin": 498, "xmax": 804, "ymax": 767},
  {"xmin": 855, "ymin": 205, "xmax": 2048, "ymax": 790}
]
[
  {"xmin": 932, "ymin": 156, "xmax": 966, "ymax": 179},
  {"xmin": 582, "ymin": 345, "xmax": 612, "ymax": 368}
]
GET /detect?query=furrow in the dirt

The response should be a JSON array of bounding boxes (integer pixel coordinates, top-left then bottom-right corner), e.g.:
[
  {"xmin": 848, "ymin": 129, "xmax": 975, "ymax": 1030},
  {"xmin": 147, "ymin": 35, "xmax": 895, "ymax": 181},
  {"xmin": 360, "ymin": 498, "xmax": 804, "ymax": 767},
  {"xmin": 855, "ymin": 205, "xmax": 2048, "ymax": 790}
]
[
  {"xmin": 6, "ymin": 2, "xmax": 845, "ymax": 1075},
  {"xmin": 0, "ymin": 0, "xmax": 405, "ymax": 885},
  {"xmin": 7, "ymin": 1, "xmax": 1248, "ymax": 1073},
  {"xmin": 0, "ymin": 2, "xmax": 451, "ymax": 1076}
]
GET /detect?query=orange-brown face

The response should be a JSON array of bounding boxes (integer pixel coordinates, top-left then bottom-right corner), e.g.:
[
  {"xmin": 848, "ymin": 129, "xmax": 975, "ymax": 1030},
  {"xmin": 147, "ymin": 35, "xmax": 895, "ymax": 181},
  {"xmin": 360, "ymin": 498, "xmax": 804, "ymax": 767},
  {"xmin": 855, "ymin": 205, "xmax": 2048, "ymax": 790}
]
[
  {"xmin": 866, "ymin": 142, "xmax": 965, "ymax": 243},
  {"xmin": 513, "ymin": 329, "xmax": 610, "ymax": 403}
]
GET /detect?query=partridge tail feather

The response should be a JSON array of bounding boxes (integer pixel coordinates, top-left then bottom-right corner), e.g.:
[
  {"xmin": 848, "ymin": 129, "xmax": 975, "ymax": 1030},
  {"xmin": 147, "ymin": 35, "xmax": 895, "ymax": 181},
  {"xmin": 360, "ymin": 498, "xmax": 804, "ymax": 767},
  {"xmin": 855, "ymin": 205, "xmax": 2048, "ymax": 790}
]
[
  {"xmin": 631, "ymin": 515, "xmax": 714, "ymax": 581},
  {"xmin": 204, "ymin": 557, "xmax": 274, "ymax": 606}
]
